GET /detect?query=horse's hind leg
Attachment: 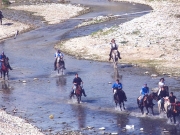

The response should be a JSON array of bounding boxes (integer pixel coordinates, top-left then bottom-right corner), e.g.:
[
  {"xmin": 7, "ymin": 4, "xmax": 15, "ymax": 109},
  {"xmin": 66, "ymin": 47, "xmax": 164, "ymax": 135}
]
[
  {"xmin": 146, "ymin": 107, "xmax": 149, "ymax": 115},
  {"xmin": 173, "ymin": 115, "xmax": 176, "ymax": 124},
  {"xmin": 119, "ymin": 103, "xmax": 122, "ymax": 111},
  {"xmin": 151, "ymin": 107, "xmax": 154, "ymax": 115},
  {"xmin": 123, "ymin": 102, "xmax": 125, "ymax": 110}
]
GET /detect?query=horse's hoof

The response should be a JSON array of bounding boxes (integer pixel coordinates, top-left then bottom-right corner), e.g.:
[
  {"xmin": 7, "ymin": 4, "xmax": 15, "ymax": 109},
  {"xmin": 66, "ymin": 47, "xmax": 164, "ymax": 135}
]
[{"xmin": 146, "ymin": 113, "xmax": 148, "ymax": 115}]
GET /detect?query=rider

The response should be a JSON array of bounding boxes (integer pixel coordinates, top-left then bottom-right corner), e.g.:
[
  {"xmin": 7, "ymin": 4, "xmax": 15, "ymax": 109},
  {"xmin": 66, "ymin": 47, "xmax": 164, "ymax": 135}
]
[
  {"xmin": 139, "ymin": 84, "xmax": 149, "ymax": 104},
  {"xmin": 71, "ymin": 73, "xmax": 87, "ymax": 97},
  {"xmin": 169, "ymin": 92, "xmax": 177, "ymax": 104},
  {"xmin": 0, "ymin": 51, "xmax": 12, "ymax": 70},
  {"xmin": 112, "ymin": 79, "xmax": 122, "ymax": 93},
  {"xmin": 168, "ymin": 92, "xmax": 177, "ymax": 111},
  {"xmin": 158, "ymin": 86, "xmax": 168, "ymax": 108},
  {"xmin": 158, "ymin": 78, "xmax": 165, "ymax": 95},
  {"xmin": 54, "ymin": 49, "xmax": 66, "ymax": 70},
  {"xmin": 112, "ymin": 79, "xmax": 127, "ymax": 101},
  {"xmin": 109, "ymin": 39, "xmax": 121, "ymax": 61}
]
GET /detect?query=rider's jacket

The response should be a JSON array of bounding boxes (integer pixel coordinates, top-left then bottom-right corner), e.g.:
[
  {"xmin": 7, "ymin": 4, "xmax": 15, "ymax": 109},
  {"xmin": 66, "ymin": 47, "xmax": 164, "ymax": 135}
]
[
  {"xmin": 112, "ymin": 82, "xmax": 122, "ymax": 90},
  {"xmin": 73, "ymin": 77, "xmax": 82, "ymax": 86},
  {"xmin": 169, "ymin": 95, "xmax": 176, "ymax": 103},
  {"xmin": 54, "ymin": 52, "xmax": 63, "ymax": 58},
  {"xmin": 110, "ymin": 43, "xmax": 118, "ymax": 50},
  {"xmin": 140, "ymin": 87, "xmax": 149, "ymax": 95}
]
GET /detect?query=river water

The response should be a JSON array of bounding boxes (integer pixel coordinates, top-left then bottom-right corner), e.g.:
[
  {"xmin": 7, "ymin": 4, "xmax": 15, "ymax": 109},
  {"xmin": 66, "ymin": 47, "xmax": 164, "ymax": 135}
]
[{"xmin": 0, "ymin": 0, "xmax": 180, "ymax": 134}]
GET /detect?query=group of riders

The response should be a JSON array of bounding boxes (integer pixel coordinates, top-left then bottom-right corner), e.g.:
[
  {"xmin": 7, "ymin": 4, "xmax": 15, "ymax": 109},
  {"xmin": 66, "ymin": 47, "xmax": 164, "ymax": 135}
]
[{"xmin": 139, "ymin": 78, "xmax": 179, "ymax": 113}]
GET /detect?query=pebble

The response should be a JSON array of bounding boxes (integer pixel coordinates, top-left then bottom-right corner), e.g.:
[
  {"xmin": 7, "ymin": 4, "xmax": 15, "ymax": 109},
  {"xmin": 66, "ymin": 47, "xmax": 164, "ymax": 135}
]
[{"xmin": 99, "ymin": 127, "xmax": 105, "ymax": 130}]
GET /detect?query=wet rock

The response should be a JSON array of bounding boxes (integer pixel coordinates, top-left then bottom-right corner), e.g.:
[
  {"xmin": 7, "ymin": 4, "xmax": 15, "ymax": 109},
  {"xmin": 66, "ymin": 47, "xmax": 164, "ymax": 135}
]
[
  {"xmin": 108, "ymin": 82, "xmax": 112, "ymax": 84},
  {"xmin": 144, "ymin": 71, "xmax": 149, "ymax": 75},
  {"xmin": 111, "ymin": 132, "xmax": 118, "ymax": 135},
  {"xmin": 151, "ymin": 74, "xmax": 158, "ymax": 77},
  {"xmin": 49, "ymin": 114, "xmax": 54, "ymax": 119},
  {"xmin": 140, "ymin": 128, "xmax": 143, "ymax": 131},
  {"xmin": 99, "ymin": 127, "xmax": 105, "ymax": 130},
  {"xmin": 22, "ymin": 80, "xmax": 27, "ymax": 83},
  {"xmin": 33, "ymin": 78, "xmax": 39, "ymax": 80}
]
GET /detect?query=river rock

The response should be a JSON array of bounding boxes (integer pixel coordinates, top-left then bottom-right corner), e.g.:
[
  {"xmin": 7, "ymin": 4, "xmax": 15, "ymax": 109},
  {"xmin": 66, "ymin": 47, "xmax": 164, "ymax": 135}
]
[{"xmin": 99, "ymin": 127, "xmax": 105, "ymax": 130}]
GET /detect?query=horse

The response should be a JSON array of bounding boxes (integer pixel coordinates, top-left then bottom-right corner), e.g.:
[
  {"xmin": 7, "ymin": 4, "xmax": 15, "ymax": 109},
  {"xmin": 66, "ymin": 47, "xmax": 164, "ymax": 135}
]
[
  {"xmin": 165, "ymin": 102, "xmax": 180, "ymax": 124},
  {"xmin": 70, "ymin": 85, "xmax": 82, "ymax": 104},
  {"xmin": 137, "ymin": 92, "xmax": 158, "ymax": 115},
  {"xmin": 111, "ymin": 50, "xmax": 119, "ymax": 69},
  {"xmin": 1, "ymin": 57, "xmax": 10, "ymax": 80},
  {"xmin": 56, "ymin": 56, "xmax": 65, "ymax": 74},
  {"xmin": 114, "ymin": 89, "xmax": 127, "ymax": 111}
]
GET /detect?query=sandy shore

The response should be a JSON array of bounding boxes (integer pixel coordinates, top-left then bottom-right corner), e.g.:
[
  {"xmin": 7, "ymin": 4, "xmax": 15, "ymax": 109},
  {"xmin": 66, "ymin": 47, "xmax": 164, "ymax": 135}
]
[
  {"xmin": 0, "ymin": 3, "xmax": 88, "ymax": 42},
  {"xmin": 0, "ymin": 18, "xmax": 31, "ymax": 41},
  {"xmin": 56, "ymin": 0, "xmax": 180, "ymax": 76}
]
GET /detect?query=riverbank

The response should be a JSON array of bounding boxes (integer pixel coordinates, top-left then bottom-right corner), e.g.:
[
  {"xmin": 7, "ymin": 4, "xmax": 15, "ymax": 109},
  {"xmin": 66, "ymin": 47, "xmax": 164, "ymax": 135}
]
[
  {"xmin": 0, "ymin": 3, "xmax": 88, "ymax": 42},
  {"xmin": 0, "ymin": 18, "xmax": 31, "ymax": 41},
  {"xmin": 56, "ymin": 0, "xmax": 180, "ymax": 76},
  {"xmin": 0, "ymin": 110, "xmax": 44, "ymax": 134}
]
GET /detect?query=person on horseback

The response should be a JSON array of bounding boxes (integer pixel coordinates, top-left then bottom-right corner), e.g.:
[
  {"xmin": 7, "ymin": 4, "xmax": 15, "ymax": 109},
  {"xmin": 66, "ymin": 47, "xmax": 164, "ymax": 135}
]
[
  {"xmin": 54, "ymin": 49, "xmax": 66, "ymax": 70},
  {"xmin": 112, "ymin": 79, "xmax": 127, "ymax": 103},
  {"xmin": 112, "ymin": 79, "xmax": 122, "ymax": 92},
  {"xmin": 168, "ymin": 92, "xmax": 177, "ymax": 109},
  {"xmin": 109, "ymin": 39, "xmax": 121, "ymax": 61},
  {"xmin": 158, "ymin": 86, "xmax": 168, "ymax": 108},
  {"xmin": 0, "ymin": 52, "xmax": 12, "ymax": 70},
  {"xmin": 71, "ymin": 73, "xmax": 87, "ymax": 97},
  {"xmin": 139, "ymin": 83, "xmax": 149, "ymax": 104},
  {"xmin": 158, "ymin": 78, "xmax": 165, "ymax": 95}
]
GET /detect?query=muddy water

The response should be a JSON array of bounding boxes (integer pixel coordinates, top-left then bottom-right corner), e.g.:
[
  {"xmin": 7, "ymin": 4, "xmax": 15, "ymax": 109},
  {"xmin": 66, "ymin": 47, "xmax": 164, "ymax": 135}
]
[{"xmin": 0, "ymin": 0, "xmax": 180, "ymax": 134}]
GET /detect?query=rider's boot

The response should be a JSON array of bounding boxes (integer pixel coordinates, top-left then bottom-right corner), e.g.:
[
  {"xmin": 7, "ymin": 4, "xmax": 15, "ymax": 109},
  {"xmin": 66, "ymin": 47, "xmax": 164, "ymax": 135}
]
[
  {"xmin": 82, "ymin": 89, "xmax": 87, "ymax": 97},
  {"xmin": 118, "ymin": 51, "xmax": 121, "ymax": 59}
]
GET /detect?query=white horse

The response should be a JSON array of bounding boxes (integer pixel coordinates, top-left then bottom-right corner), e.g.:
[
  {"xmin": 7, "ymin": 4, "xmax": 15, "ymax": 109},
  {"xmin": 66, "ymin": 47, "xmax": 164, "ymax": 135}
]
[
  {"xmin": 56, "ymin": 56, "xmax": 64, "ymax": 75},
  {"xmin": 111, "ymin": 50, "xmax": 119, "ymax": 69},
  {"xmin": 157, "ymin": 97, "xmax": 170, "ymax": 114}
]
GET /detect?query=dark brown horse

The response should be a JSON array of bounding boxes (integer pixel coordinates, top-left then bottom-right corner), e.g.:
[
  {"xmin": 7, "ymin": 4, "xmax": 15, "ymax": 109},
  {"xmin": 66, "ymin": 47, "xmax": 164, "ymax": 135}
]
[
  {"xmin": 137, "ymin": 92, "xmax": 158, "ymax": 115},
  {"xmin": 166, "ymin": 102, "xmax": 180, "ymax": 124},
  {"xmin": 114, "ymin": 89, "xmax": 127, "ymax": 111},
  {"xmin": 1, "ymin": 57, "xmax": 10, "ymax": 80}
]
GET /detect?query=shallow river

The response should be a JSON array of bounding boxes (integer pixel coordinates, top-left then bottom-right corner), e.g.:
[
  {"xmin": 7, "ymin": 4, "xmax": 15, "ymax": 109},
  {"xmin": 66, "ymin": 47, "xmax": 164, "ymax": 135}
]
[{"xmin": 0, "ymin": 0, "xmax": 180, "ymax": 134}]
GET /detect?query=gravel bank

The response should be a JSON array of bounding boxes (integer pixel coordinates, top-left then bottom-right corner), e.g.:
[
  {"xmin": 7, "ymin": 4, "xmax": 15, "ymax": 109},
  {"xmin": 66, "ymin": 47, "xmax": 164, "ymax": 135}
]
[
  {"xmin": 0, "ymin": 110, "xmax": 44, "ymax": 135},
  {"xmin": 56, "ymin": 0, "xmax": 180, "ymax": 76}
]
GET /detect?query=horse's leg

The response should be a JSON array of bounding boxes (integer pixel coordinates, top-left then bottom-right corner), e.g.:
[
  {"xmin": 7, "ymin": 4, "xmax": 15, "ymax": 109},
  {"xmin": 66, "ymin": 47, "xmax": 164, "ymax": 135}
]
[
  {"xmin": 141, "ymin": 107, "xmax": 144, "ymax": 115},
  {"xmin": 146, "ymin": 107, "xmax": 149, "ymax": 115},
  {"xmin": 173, "ymin": 114, "xmax": 176, "ymax": 124},
  {"xmin": 151, "ymin": 107, "xmax": 154, "ymax": 115},
  {"xmin": 123, "ymin": 102, "xmax": 125, "ymax": 110},
  {"xmin": 0, "ymin": 70, "xmax": 2, "ymax": 78},
  {"xmin": 119, "ymin": 102, "xmax": 122, "ymax": 111},
  {"xmin": 3, "ymin": 71, "xmax": 5, "ymax": 80},
  {"xmin": 7, "ymin": 71, "xmax": 9, "ymax": 80}
]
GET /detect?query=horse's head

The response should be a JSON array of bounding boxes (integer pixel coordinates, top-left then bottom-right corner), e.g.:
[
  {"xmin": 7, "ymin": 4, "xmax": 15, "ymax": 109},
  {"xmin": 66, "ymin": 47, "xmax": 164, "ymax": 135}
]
[{"xmin": 151, "ymin": 92, "xmax": 159, "ymax": 101}]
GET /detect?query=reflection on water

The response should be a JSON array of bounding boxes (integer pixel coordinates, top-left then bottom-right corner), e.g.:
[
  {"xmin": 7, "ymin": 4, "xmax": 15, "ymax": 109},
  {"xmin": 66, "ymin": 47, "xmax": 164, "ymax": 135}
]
[
  {"xmin": 0, "ymin": 81, "xmax": 11, "ymax": 94},
  {"xmin": 71, "ymin": 104, "xmax": 86, "ymax": 129},
  {"xmin": 56, "ymin": 76, "xmax": 67, "ymax": 87}
]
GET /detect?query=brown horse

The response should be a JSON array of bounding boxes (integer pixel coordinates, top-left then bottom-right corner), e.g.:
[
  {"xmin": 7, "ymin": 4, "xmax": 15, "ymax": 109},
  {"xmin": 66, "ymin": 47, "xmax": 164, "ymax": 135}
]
[
  {"xmin": 137, "ymin": 92, "xmax": 158, "ymax": 115},
  {"xmin": 1, "ymin": 57, "xmax": 10, "ymax": 80},
  {"xmin": 70, "ymin": 85, "xmax": 82, "ymax": 104}
]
